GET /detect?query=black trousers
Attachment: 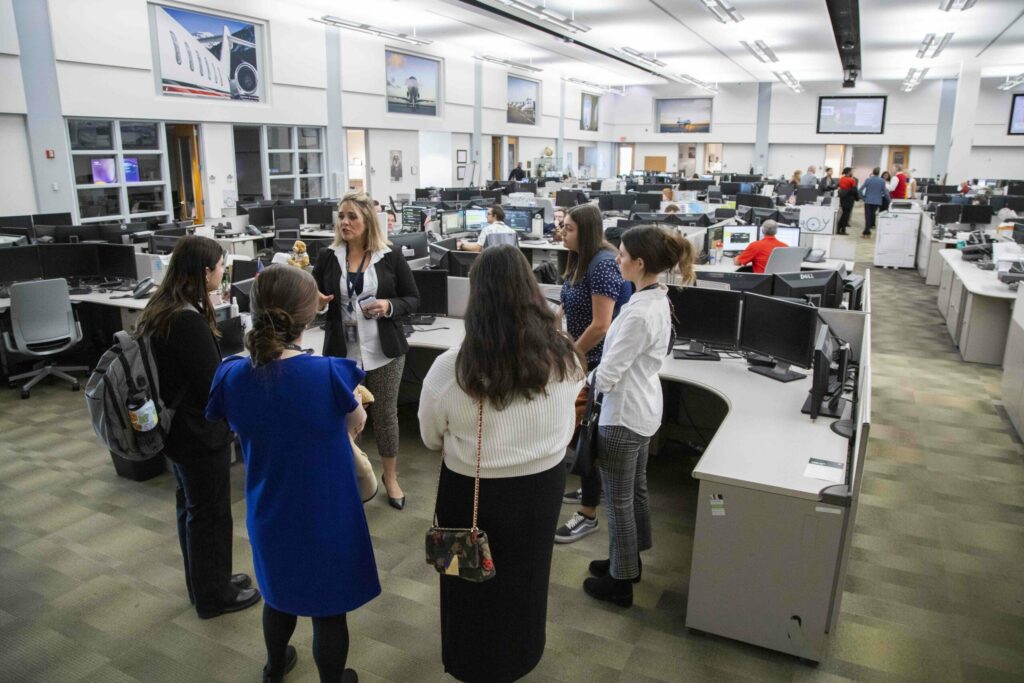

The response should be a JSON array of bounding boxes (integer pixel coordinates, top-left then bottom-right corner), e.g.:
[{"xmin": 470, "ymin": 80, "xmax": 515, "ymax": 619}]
[
  {"xmin": 864, "ymin": 203, "xmax": 880, "ymax": 235},
  {"xmin": 579, "ymin": 359, "xmax": 602, "ymax": 508},
  {"xmin": 173, "ymin": 445, "xmax": 235, "ymax": 614},
  {"xmin": 837, "ymin": 196, "xmax": 856, "ymax": 233}
]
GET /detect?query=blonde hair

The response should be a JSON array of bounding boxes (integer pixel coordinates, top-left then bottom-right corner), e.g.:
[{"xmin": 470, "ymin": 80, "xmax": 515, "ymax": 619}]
[{"xmin": 334, "ymin": 191, "xmax": 390, "ymax": 252}]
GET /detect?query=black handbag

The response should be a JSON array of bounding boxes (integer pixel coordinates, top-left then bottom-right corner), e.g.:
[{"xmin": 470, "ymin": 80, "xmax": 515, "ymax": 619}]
[
  {"xmin": 425, "ymin": 400, "xmax": 496, "ymax": 582},
  {"xmin": 571, "ymin": 382, "xmax": 602, "ymax": 477}
]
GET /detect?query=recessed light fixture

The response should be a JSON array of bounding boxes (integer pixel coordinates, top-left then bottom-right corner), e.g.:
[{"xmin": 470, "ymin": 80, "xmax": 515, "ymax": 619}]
[
  {"xmin": 740, "ymin": 40, "xmax": 779, "ymax": 63},
  {"xmin": 312, "ymin": 16, "xmax": 432, "ymax": 45},
  {"xmin": 916, "ymin": 32, "xmax": 953, "ymax": 59},
  {"xmin": 615, "ymin": 47, "xmax": 667, "ymax": 68},
  {"xmin": 996, "ymin": 73, "xmax": 1024, "ymax": 91},
  {"xmin": 701, "ymin": 0, "xmax": 743, "ymax": 24},
  {"xmin": 670, "ymin": 73, "xmax": 719, "ymax": 94},
  {"xmin": 773, "ymin": 70, "xmax": 802, "ymax": 93},
  {"xmin": 498, "ymin": 0, "xmax": 590, "ymax": 33},
  {"xmin": 938, "ymin": 0, "xmax": 976, "ymax": 10},
  {"xmin": 476, "ymin": 55, "xmax": 543, "ymax": 73},
  {"xmin": 902, "ymin": 67, "xmax": 928, "ymax": 92}
]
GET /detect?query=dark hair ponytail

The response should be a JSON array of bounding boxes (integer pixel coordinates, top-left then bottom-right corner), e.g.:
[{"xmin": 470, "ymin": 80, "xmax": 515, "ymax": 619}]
[
  {"xmin": 620, "ymin": 225, "xmax": 695, "ymax": 285},
  {"xmin": 245, "ymin": 265, "xmax": 319, "ymax": 366}
]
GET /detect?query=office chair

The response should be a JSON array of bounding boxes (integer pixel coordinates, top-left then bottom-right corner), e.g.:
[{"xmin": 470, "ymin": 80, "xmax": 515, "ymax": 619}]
[
  {"xmin": 764, "ymin": 247, "xmax": 810, "ymax": 275},
  {"xmin": 482, "ymin": 232, "xmax": 520, "ymax": 249},
  {"xmin": 273, "ymin": 237, "xmax": 298, "ymax": 253},
  {"xmin": 3, "ymin": 279, "xmax": 88, "ymax": 399},
  {"xmin": 275, "ymin": 217, "xmax": 301, "ymax": 234},
  {"xmin": 303, "ymin": 238, "xmax": 332, "ymax": 260}
]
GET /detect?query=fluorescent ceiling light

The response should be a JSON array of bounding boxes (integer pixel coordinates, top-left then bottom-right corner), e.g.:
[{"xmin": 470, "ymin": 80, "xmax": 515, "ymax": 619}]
[
  {"xmin": 565, "ymin": 77, "xmax": 624, "ymax": 95},
  {"xmin": 669, "ymin": 73, "xmax": 719, "ymax": 94},
  {"xmin": 701, "ymin": 0, "xmax": 743, "ymax": 24},
  {"xmin": 938, "ymin": 0, "xmax": 976, "ymax": 10},
  {"xmin": 773, "ymin": 70, "xmax": 802, "ymax": 93},
  {"xmin": 498, "ymin": 0, "xmax": 590, "ymax": 33},
  {"xmin": 477, "ymin": 55, "xmax": 543, "ymax": 73},
  {"xmin": 997, "ymin": 73, "xmax": 1024, "ymax": 90},
  {"xmin": 313, "ymin": 16, "xmax": 432, "ymax": 45},
  {"xmin": 615, "ymin": 47, "xmax": 666, "ymax": 68},
  {"xmin": 740, "ymin": 40, "xmax": 779, "ymax": 63},
  {"xmin": 902, "ymin": 67, "xmax": 928, "ymax": 92},
  {"xmin": 916, "ymin": 32, "xmax": 953, "ymax": 59}
]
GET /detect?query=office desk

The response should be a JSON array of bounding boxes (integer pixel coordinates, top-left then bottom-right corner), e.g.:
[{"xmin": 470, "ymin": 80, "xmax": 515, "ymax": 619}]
[
  {"xmin": 696, "ymin": 257, "xmax": 852, "ymax": 273},
  {"xmin": 936, "ymin": 250, "xmax": 1017, "ymax": 365},
  {"xmin": 915, "ymin": 212, "xmax": 959, "ymax": 285},
  {"xmin": 216, "ymin": 232, "xmax": 273, "ymax": 258},
  {"xmin": 1001, "ymin": 287, "xmax": 1024, "ymax": 441},
  {"xmin": 0, "ymin": 289, "xmax": 149, "ymax": 329}
]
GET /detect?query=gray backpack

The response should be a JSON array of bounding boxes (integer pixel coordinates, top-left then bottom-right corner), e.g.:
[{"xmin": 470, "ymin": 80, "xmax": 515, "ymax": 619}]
[{"xmin": 85, "ymin": 329, "xmax": 180, "ymax": 461}]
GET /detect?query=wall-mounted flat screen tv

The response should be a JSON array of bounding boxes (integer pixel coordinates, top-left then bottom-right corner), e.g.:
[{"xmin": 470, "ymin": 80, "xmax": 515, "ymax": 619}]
[
  {"xmin": 817, "ymin": 96, "xmax": 887, "ymax": 134},
  {"xmin": 1009, "ymin": 94, "xmax": 1024, "ymax": 135}
]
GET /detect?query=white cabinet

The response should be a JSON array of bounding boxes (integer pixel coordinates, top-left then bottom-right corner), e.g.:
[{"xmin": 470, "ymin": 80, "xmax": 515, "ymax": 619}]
[
  {"xmin": 937, "ymin": 260, "xmax": 954, "ymax": 318},
  {"xmin": 874, "ymin": 210, "xmax": 920, "ymax": 268},
  {"xmin": 946, "ymin": 276, "xmax": 966, "ymax": 343}
]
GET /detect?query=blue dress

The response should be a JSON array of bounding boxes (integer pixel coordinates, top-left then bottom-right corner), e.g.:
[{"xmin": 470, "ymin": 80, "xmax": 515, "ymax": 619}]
[
  {"xmin": 206, "ymin": 354, "xmax": 381, "ymax": 616},
  {"xmin": 561, "ymin": 250, "xmax": 633, "ymax": 368}
]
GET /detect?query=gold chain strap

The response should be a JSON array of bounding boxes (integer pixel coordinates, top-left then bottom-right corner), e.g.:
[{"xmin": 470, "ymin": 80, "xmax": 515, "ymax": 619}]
[{"xmin": 432, "ymin": 398, "xmax": 485, "ymax": 533}]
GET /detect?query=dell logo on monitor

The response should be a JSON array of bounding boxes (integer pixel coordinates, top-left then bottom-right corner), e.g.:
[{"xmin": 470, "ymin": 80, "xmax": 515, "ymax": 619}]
[{"xmin": 800, "ymin": 273, "xmax": 815, "ymax": 280}]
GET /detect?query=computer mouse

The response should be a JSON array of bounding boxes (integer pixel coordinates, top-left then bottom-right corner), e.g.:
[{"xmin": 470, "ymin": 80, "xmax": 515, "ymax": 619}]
[{"xmin": 98, "ymin": 289, "xmax": 109, "ymax": 293}]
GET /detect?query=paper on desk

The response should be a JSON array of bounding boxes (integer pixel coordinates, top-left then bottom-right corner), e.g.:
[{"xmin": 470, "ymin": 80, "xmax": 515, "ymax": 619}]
[{"xmin": 804, "ymin": 457, "xmax": 845, "ymax": 484}]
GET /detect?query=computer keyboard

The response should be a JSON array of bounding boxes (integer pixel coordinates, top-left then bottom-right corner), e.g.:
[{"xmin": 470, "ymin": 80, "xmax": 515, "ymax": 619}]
[
  {"xmin": 68, "ymin": 286, "xmax": 93, "ymax": 295},
  {"xmin": 407, "ymin": 315, "xmax": 437, "ymax": 325}
]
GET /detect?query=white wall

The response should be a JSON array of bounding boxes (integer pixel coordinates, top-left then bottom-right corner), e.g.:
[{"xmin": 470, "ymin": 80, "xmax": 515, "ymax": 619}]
[
  {"xmin": 0, "ymin": 114, "xmax": 37, "ymax": 214},
  {"xmin": 517, "ymin": 136, "xmax": 557, "ymax": 174},
  {"xmin": 419, "ymin": 130, "xmax": 452, "ymax": 188},
  {"xmin": 450, "ymin": 132, "xmax": 472, "ymax": 187},
  {"xmin": 722, "ymin": 143, "xmax": 755, "ymax": 175},
  {"xmin": 368, "ymin": 129, "xmax": 418, "ymax": 200},
  {"xmin": 972, "ymin": 79, "xmax": 1024, "ymax": 149},
  {"xmin": 201, "ymin": 123, "xmax": 236, "ymax": 220},
  {"xmin": 634, "ymin": 143, "xmax": 678, "ymax": 171},
  {"xmin": 968, "ymin": 147, "xmax": 1024, "ymax": 180},
  {"xmin": 606, "ymin": 83, "xmax": 759, "ymax": 144}
]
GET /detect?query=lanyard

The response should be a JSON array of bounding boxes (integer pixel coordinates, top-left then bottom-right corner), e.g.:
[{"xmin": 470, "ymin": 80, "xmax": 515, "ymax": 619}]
[
  {"xmin": 638, "ymin": 283, "xmax": 660, "ymax": 293},
  {"xmin": 346, "ymin": 251, "xmax": 371, "ymax": 313}
]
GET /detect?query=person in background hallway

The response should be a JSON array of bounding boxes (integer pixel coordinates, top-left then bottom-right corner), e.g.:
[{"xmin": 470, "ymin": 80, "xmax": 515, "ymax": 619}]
[
  {"xmin": 582, "ymin": 225, "xmax": 694, "ymax": 608},
  {"xmin": 207, "ymin": 265, "xmax": 379, "ymax": 683},
  {"xmin": 419, "ymin": 245, "xmax": 584, "ymax": 682},
  {"xmin": 860, "ymin": 167, "xmax": 888, "ymax": 239},
  {"xmin": 790, "ymin": 169, "xmax": 803, "ymax": 186},
  {"xmin": 734, "ymin": 219, "xmax": 789, "ymax": 274},
  {"xmin": 509, "ymin": 162, "xmax": 526, "ymax": 182},
  {"xmin": 836, "ymin": 167, "xmax": 857, "ymax": 235},
  {"xmin": 135, "ymin": 236, "xmax": 261, "ymax": 620},
  {"xmin": 801, "ymin": 165, "xmax": 818, "ymax": 187},
  {"xmin": 893, "ymin": 166, "xmax": 909, "ymax": 200},
  {"xmin": 819, "ymin": 167, "xmax": 837, "ymax": 193},
  {"xmin": 554, "ymin": 203, "xmax": 633, "ymax": 544},
  {"xmin": 312, "ymin": 191, "xmax": 420, "ymax": 511},
  {"xmin": 881, "ymin": 171, "xmax": 894, "ymax": 212}
]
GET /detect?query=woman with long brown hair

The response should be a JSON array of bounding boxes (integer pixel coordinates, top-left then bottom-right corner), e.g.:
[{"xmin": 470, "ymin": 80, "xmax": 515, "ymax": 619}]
[
  {"xmin": 554, "ymin": 203, "xmax": 632, "ymax": 544},
  {"xmin": 419, "ymin": 246, "xmax": 584, "ymax": 682},
  {"xmin": 312, "ymin": 191, "xmax": 419, "ymax": 509},
  {"xmin": 135, "ymin": 235, "xmax": 261, "ymax": 619},
  {"xmin": 207, "ymin": 265, "xmax": 378, "ymax": 682}
]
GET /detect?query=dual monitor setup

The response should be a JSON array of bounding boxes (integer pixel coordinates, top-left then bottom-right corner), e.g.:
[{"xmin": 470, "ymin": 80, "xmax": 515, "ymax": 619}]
[
  {"xmin": 721, "ymin": 223, "xmax": 802, "ymax": 253},
  {"xmin": 0, "ymin": 243, "xmax": 138, "ymax": 286},
  {"xmin": 693, "ymin": 268, "xmax": 847, "ymax": 309},
  {"xmin": 404, "ymin": 205, "xmax": 542, "ymax": 238},
  {"xmin": 934, "ymin": 203, "xmax": 996, "ymax": 227},
  {"xmin": 240, "ymin": 203, "xmax": 336, "ymax": 230}
]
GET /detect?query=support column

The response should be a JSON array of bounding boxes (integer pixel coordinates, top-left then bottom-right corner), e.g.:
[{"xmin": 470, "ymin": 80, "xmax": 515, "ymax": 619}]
[
  {"xmin": 325, "ymin": 26, "xmax": 347, "ymax": 197},
  {"xmin": 753, "ymin": 82, "xmax": 772, "ymax": 175},
  {"xmin": 557, "ymin": 79, "xmax": 565, "ymax": 174},
  {"xmin": 946, "ymin": 62, "xmax": 981, "ymax": 185},
  {"xmin": 472, "ymin": 61, "xmax": 482, "ymax": 186},
  {"xmin": 13, "ymin": 0, "xmax": 75, "ymax": 214},
  {"xmin": 932, "ymin": 78, "xmax": 958, "ymax": 183}
]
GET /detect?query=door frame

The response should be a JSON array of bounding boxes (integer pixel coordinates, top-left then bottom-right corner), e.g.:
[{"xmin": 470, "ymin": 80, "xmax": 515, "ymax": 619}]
[
  {"xmin": 887, "ymin": 146, "xmax": 910, "ymax": 173},
  {"xmin": 616, "ymin": 142, "xmax": 635, "ymax": 175},
  {"xmin": 166, "ymin": 123, "xmax": 204, "ymax": 224}
]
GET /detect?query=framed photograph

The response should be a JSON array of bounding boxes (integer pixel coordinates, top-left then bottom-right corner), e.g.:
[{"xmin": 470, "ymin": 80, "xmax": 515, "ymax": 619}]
[
  {"xmin": 151, "ymin": 4, "xmax": 264, "ymax": 102},
  {"xmin": 389, "ymin": 150, "xmax": 403, "ymax": 182},
  {"xmin": 386, "ymin": 49, "xmax": 440, "ymax": 116},
  {"xmin": 580, "ymin": 92, "xmax": 599, "ymax": 131},
  {"xmin": 1009, "ymin": 94, "xmax": 1024, "ymax": 135},
  {"xmin": 457, "ymin": 149, "xmax": 468, "ymax": 164},
  {"xmin": 656, "ymin": 98, "xmax": 713, "ymax": 133},
  {"xmin": 457, "ymin": 166, "xmax": 466, "ymax": 181},
  {"xmin": 507, "ymin": 75, "xmax": 539, "ymax": 125}
]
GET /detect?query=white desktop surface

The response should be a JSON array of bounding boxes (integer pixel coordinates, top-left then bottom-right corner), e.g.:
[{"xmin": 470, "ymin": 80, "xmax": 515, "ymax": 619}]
[
  {"xmin": 696, "ymin": 257, "xmax": 852, "ymax": 273},
  {"xmin": 0, "ymin": 289, "xmax": 150, "ymax": 313},
  {"xmin": 938, "ymin": 249, "xmax": 1017, "ymax": 300}
]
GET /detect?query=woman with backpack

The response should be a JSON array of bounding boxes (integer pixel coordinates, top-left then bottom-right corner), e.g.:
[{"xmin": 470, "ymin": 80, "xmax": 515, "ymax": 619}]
[{"xmin": 135, "ymin": 236, "xmax": 261, "ymax": 619}]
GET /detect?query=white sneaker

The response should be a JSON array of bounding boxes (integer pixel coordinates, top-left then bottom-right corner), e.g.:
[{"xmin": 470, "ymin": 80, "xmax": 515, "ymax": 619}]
[{"xmin": 554, "ymin": 512, "xmax": 599, "ymax": 544}]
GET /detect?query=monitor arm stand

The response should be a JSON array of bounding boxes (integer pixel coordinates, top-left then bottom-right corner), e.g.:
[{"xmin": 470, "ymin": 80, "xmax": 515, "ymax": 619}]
[
  {"xmin": 674, "ymin": 341, "xmax": 721, "ymax": 361},
  {"xmin": 748, "ymin": 360, "xmax": 806, "ymax": 383}
]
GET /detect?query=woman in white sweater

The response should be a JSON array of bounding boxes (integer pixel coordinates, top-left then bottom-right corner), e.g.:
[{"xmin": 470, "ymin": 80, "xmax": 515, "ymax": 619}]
[
  {"xmin": 419, "ymin": 245, "xmax": 584, "ymax": 682},
  {"xmin": 583, "ymin": 225, "xmax": 695, "ymax": 608}
]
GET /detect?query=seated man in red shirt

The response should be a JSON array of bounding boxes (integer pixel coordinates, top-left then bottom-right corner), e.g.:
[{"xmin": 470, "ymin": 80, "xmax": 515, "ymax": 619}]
[{"xmin": 734, "ymin": 220, "xmax": 790, "ymax": 274}]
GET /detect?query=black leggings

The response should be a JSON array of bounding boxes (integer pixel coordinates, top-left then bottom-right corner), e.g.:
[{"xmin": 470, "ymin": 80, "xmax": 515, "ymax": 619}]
[{"xmin": 263, "ymin": 604, "xmax": 349, "ymax": 682}]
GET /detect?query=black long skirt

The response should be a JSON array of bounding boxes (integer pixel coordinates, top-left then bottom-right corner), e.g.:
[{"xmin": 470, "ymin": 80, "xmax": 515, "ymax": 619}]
[{"xmin": 437, "ymin": 461, "xmax": 565, "ymax": 683}]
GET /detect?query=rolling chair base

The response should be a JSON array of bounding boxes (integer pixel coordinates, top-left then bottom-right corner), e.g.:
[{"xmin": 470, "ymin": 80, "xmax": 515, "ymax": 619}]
[{"xmin": 9, "ymin": 361, "xmax": 88, "ymax": 399}]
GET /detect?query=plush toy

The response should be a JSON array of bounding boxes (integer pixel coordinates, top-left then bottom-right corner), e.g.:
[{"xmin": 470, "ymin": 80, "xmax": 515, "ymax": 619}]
[
  {"xmin": 288, "ymin": 240, "xmax": 310, "ymax": 269},
  {"xmin": 350, "ymin": 385, "xmax": 378, "ymax": 503}
]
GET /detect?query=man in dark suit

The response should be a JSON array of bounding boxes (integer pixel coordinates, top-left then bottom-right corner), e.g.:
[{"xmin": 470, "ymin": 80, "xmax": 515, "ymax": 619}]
[{"xmin": 508, "ymin": 162, "xmax": 526, "ymax": 182}]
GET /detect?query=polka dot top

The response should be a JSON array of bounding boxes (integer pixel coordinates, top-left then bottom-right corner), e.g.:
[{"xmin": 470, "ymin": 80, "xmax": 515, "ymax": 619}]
[{"xmin": 561, "ymin": 250, "xmax": 631, "ymax": 367}]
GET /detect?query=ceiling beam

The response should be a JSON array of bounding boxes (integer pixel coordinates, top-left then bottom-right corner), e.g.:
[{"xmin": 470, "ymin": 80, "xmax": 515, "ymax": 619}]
[{"xmin": 825, "ymin": 0, "xmax": 861, "ymax": 87}]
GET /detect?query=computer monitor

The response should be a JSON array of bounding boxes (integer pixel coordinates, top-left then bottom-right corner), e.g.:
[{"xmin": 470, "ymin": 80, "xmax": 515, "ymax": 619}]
[
  {"xmin": 149, "ymin": 234, "xmax": 181, "ymax": 255},
  {"xmin": 440, "ymin": 189, "xmax": 460, "ymax": 202},
  {"xmin": 274, "ymin": 206, "xmax": 305, "ymax": 223},
  {"xmin": 749, "ymin": 208, "xmax": 781, "ymax": 226},
  {"xmin": 935, "ymin": 184, "xmax": 959, "ymax": 194},
  {"xmin": 715, "ymin": 207, "xmax": 737, "ymax": 220},
  {"xmin": 389, "ymin": 231, "xmax": 429, "ymax": 259},
  {"xmin": 512, "ymin": 181, "xmax": 537, "ymax": 194},
  {"xmin": 504, "ymin": 207, "xmax": 538, "ymax": 232},
  {"xmin": 0, "ymin": 246, "xmax": 43, "ymax": 283},
  {"xmin": 447, "ymin": 250, "xmax": 479, "ymax": 278},
  {"xmin": 32, "ymin": 212, "xmax": 73, "ymax": 226},
  {"xmin": 775, "ymin": 182, "xmax": 795, "ymax": 198},
  {"xmin": 402, "ymin": 206, "xmax": 428, "ymax": 232},
  {"xmin": 247, "ymin": 206, "xmax": 274, "ymax": 228},
  {"xmin": 611, "ymin": 194, "xmax": 634, "ymax": 212},
  {"xmin": 411, "ymin": 269, "xmax": 448, "ymax": 316},
  {"xmin": 961, "ymin": 204, "xmax": 993, "ymax": 226},
  {"xmin": 795, "ymin": 187, "xmax": 818, "ymax": 205},
  {"xmin": 0, "ymin": 226, "xmax": 33, "ymax": 241},
  {"xmin": 440, "ymin": 211, "xmax": 464, "ymax": 236},
  {"xmin": 231, "ymin": 278, "xmax": 255, "ymax": 313},
  {"xmin": 635, "ymin": 193, "xmax": 663, "ymax": 210},
  {"xmin": 735, "ymin": 193, "xmax": 773, "ymax": 210},
  {"xmin": 428, "ymin": 237, "xmax": 458, "ymax": 269},
  {"xmin": 934, "ymin": 203, "xmax": 961, "ymax": 225},
  {"xmin": 232, "ymin": 259, "xmax": 259, "ymax": 283},
  {"xmin": 96, "ymin": 224, "xmax": 126, "ymax": 245},
  {"xmin": 96, "ymin": 244, "xmax": 137, "ymax": 280},
  {"xmin": 306, "ymin": 203, "xmax": 334, "ymax": 227},
  {"xmin": 464, "ymin": 208, "xmax": 488, "ymax": 231},
  {"xmin": 928, "ymin": 193, "xmax": 952, "ymax": 205},
  {"xmin": 722, "ymin": 225, "xmax": 756, "ymax": 252},
  {"xmin": 556, "ymin": 190, "xmax": 585, "ymax": 207},
  {"xmin": 675, "ymin": 213, "xmax": 711, "ymax": 227},
  {"xmin": 801, "ymin": 325, "xmax": 849, "ymax": 420},
  {"xmin": 773, "ymin": 269, "xmax": 843, "ymax": 308},
  {"xmin": 666, "ymin": 285, "xmax": 741, "ymax": 361},
  {"xmin": 695, "ymin": 271, "xmax": 772, "ymax": 294},
  {"xmin": 739, "ymin": 293, "xmax": 818, "ymax": 382},
  {"xmin": 38, "ymin": 244, "xmax": 100, "ymax": 280},
  {"xmin": 771, "ymin": 226, "xmax": 802, "ymax": 248},
  {"xmin": 720, "ymin": 182, "xmax": 741, "ymax": 196},
  {"xmin": 1007, "ymin": 196, "xmax": 1024, "ymax": 213},
  {"xmin": 415, "ymin": 188, "xmax": 434, "ymax": 200},
  {"xmin": 53, "ymin": 225, "xmax": 101, "ymax": 244},
  {"xmin": 0, "ymin": 215, "xmax": 34, "ymax": 229}
]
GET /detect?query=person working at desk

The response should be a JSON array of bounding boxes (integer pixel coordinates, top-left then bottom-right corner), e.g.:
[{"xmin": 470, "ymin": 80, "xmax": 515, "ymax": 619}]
[
  {"xmin": 734, "ymin": 219, "xmax": 788, "ymax": 274},
  {"xmin": 509, "ymin": 162, "xmax": 526, "ymax": 182},
  {"xmin": 458, "ymin": 205, "xmax": 514, "ymax": 252},
  {"xmin": 664, "ymin": 203, "xmax": 680, "ymax": 214},
  {"xmin": 549, "ymin": 206, "xmax": 567, "ymax": 240},
  {"xmin": 385, "ymin": 210, "xmax": 396, "ymax": 234}
]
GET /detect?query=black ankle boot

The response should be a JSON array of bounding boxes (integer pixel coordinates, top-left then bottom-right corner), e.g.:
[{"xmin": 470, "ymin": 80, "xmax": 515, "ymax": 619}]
[
  {"xmin": 583, "ymin": 573, "xmax": 633, "ymax": 607},
  {"xmin": 262, "ymin": 645, "xmax": 297, "ymax": 683},
  {"xmin": 588, "ymin": 555, "xmax": 642, "ymax": 583}
]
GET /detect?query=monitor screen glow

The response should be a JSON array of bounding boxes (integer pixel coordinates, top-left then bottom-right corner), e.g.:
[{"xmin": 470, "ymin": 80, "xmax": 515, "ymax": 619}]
[
  {"xmin": 723, "ymin": 225, "xmax": 756, "ymax": 251},
  {"xmin": 464, "ymin": 208, "xmax": 488, "ymax": 230},
  {"xmin": 123, "ymin": 157, "xmax": 140, "ymax": 183},
  {"xmin": 1010, "ymin": 94, "xmax": 1024, "ymax": 135},
  {"xmin": 91, "ymin": 158, "xmax": 117, "ymax": 184},
  {"xmin": 817, "ymin": 96, "xmax": 887, "ymax": 134},
  {"xmin": 772, "ymin": 226, "xmax": 801, "ymax": 247}
]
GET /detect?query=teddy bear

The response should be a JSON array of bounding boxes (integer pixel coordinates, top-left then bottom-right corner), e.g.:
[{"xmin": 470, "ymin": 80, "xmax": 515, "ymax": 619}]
[{"xmin": 288, "ymin": 240, "xmax": 310, "ymax": 269}]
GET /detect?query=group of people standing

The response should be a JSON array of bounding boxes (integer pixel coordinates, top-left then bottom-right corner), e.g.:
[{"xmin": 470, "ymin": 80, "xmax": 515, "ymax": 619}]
[
  {"xmin": 835, "ymin": 165, "xmax": 916, "ymax": 237},
  {"xmin": 136, "ymin": 190, "xmax": 693, "ymax": 682}
]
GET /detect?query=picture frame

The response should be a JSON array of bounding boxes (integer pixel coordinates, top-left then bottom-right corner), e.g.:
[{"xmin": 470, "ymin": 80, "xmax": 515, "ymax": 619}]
[
  {"xmin": 456, "ymin": 166, "xmax": 466, "ymax": 181},
  {"xmin": 507, "ymin": 75, "xmax": 540, "ymax": 125},
  {"xmin": 655, "ymin": 98, "xmax": 713, "ymax": 133},
  {"xmin": 385, "ymin": 49, "xmax": 441, "ymax": 116},
  {"xmin": 580, "ymin": 92, "xmax": 599, "ymax": 131},
  {"xmin": 457, "ymin": 149, "xmax": 468, "ymax": 164}
]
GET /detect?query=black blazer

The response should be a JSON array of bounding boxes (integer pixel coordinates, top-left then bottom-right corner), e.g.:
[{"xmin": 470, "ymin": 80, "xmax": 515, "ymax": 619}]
[{"xmin": 312, "ymin": 245, "xmax": 420, "ymax": 360}]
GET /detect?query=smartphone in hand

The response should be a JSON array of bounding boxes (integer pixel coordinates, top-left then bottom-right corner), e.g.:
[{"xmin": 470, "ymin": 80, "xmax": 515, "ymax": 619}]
[{"xmin": 357, "ymin": 294, "xmax": 377, "ymax": 319}]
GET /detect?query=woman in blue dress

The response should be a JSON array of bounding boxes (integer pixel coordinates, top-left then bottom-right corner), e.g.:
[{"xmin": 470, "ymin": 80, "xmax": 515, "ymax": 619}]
[{"xmin": 206, "ymin": 265, "xmax": 380, "ymax": 683}]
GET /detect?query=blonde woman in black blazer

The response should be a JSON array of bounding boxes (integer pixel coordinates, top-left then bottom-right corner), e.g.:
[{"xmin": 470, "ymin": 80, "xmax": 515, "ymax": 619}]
[{"xmin": 313, "ymin": 191, "xmax": 419, "ymax": 509}]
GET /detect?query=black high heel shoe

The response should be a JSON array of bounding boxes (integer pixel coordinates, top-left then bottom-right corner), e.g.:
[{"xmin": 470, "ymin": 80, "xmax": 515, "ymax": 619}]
[{"xmin": 382, "ymin": 475, "xmax": 405, "ymax": 510}]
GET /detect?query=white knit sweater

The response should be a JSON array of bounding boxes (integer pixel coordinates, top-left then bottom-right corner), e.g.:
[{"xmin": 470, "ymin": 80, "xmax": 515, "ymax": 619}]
[{"xmin": 418, "ymin": 347, "xmax": 584, "ymax": 479}]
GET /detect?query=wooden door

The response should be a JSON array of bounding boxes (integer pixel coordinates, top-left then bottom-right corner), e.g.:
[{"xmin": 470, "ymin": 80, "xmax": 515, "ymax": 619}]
[{"xmin": 491, "ymin": 136, "xmax": 502, "ymax": 181}]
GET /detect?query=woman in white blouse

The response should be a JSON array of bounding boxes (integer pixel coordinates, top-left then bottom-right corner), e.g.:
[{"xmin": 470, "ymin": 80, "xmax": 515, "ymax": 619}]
[
  {"xmin": 419, "ymin": 245, "xmax": 584, "ymax": 682},
  {"xmin": 583, "ymin": 225, "xmax": 695, "ymax": 608}
]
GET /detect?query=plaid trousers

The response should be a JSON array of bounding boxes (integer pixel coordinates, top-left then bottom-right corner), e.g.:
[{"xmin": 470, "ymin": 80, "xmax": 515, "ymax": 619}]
[{"xmin": 597, "ymin": 425, "xmax": 652, "ymax": 580}]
